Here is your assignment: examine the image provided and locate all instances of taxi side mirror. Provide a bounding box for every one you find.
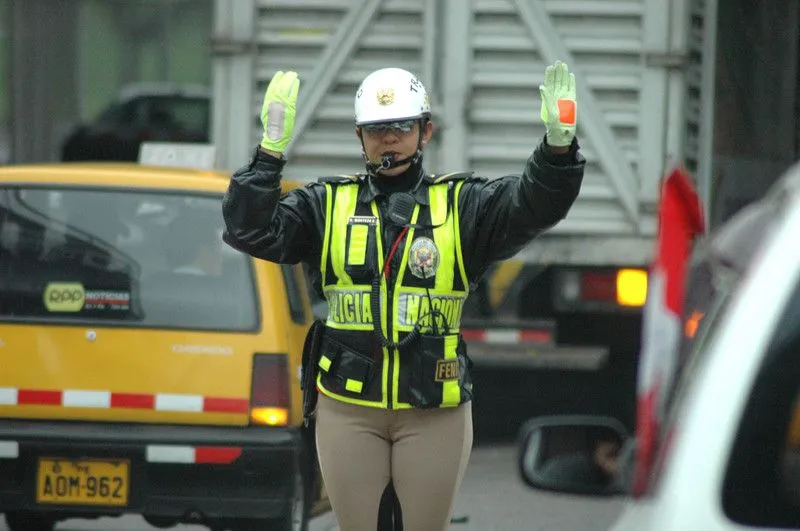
[518,415,631,497]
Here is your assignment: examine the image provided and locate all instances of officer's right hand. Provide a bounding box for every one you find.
[260,70,300,154]
[539,61,577,147]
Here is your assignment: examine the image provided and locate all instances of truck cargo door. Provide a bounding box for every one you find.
[212,0,681,240]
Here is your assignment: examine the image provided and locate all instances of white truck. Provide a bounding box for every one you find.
[208,0,721,430]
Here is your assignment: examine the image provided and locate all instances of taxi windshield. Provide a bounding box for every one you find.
[0,185,258,331]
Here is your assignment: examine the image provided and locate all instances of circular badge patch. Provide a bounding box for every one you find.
[408,237,439,279]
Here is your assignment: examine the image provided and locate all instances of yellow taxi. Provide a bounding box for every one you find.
[0,161,326,531]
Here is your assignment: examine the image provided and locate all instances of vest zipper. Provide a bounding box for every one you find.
[386,282,395,409]
[386,225,412,409]
[376,206,395,410]
[378,201,414,410]
[382,219,406,409]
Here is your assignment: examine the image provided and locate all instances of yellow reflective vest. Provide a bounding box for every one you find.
[316,177,473,409]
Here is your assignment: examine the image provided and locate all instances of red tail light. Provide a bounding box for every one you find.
[580,271,616,302]
[580,269,648,307]
[250,354,290,426]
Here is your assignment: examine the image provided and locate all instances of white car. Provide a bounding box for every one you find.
[518,160,800,530]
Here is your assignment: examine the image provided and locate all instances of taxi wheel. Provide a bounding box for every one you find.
[4,511,55,531]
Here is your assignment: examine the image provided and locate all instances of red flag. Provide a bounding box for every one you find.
[632,167,705,496]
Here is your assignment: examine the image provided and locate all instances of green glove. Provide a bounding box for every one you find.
[539,60,577,147]
[260,70,300,153]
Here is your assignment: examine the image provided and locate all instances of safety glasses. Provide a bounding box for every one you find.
[361,119,418,135]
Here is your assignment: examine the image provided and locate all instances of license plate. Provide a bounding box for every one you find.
[36,458,129,506]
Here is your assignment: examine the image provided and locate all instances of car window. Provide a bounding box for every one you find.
[167,96,209,135]
[666,258,736,410]
[721,279,800,528]
[641,258,739,495]
[0,185,258,331]
[97,98,147,127]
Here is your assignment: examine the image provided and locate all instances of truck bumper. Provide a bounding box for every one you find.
[0,419,302,522]
[467,342,609,371]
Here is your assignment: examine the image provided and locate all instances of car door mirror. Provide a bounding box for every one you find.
[518,415,631,497]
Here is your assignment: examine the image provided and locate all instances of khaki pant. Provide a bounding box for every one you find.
[315,394,473,531]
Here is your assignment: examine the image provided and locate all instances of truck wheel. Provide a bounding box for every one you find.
[235,468,310,531]
[4,511,54,531]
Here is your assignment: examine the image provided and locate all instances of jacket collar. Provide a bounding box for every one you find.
[358,169,430,205]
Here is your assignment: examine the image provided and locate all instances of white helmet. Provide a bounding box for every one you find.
[354,68,431,125]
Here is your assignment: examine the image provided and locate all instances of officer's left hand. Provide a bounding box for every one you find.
[539,60,577,147]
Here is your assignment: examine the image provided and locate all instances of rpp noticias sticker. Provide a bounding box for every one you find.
[43,282,86,312]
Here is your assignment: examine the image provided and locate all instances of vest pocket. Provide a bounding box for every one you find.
[318,336,376,397]
[344,221,378,283]
[408,333,470,408]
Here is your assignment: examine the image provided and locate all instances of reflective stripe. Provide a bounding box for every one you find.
[558,99,576,125]
[18,390,60,405]
[441,334,460,406]
[155,394,203,412]
[0,388,246,413]
[110,393,155,409]
[319,355,332,372]
[345,379,363,393]
[460,328,553,344]
[147,445,195,463]
[318,374,388,408]
[195,447,243,464]
[430,183,455,290]
[347,224,369,266]
[325,287,374,327]
[202,397,250,414]
[329,184,360,284]
[0,441,18,459]
[146,445,243,465]
[396,291,466,331]
[0,388,18,405]
[486,329,524,344]
[62,390,111,409]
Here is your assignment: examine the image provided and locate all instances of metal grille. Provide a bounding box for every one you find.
[470,0,661,235]
[255,0,429,179]
[683,0,706,176]
[235,0,679,239]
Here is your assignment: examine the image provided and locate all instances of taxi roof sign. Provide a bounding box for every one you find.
[138,142,216,170]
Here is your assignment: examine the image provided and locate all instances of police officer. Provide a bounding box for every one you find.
[222,61,585,531]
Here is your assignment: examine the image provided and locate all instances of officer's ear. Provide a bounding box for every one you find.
[356,127,362,140]
[422,120,434,145]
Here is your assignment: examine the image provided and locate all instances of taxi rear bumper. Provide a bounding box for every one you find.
[0,419,302,523]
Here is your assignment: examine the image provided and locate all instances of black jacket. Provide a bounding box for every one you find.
[222,137,585,294]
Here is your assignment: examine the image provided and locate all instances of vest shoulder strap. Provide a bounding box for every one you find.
[429,171,474,184]
[316,174,366,185]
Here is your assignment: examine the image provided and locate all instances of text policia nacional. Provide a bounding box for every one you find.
[326,290,465,329]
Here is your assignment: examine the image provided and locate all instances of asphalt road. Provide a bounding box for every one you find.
[1,444,625,531]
